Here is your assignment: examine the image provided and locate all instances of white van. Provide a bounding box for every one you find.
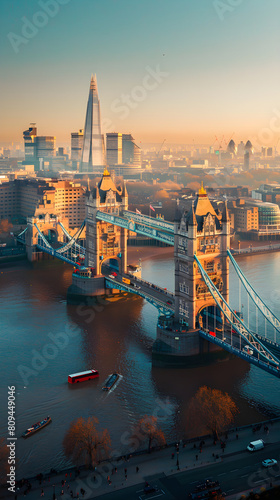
[247,439,264,452]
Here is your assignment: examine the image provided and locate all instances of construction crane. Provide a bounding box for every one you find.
[156,139,166,157]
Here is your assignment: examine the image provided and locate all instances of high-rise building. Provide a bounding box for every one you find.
[237,141,245,156]
[227,139,236,155]
[106,133,141,168]
[71,129,84,161]
[81,75,105,172]
[122,134,141,166]
[36,136,56,158]
[23,126,55,160]
[106,133,122,166]
[23,125,37,159]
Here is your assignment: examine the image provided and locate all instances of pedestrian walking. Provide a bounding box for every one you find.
[196,455,198,461]
[124,468,127,474]
[115,467,117,473]
[125,474,127,481]
[41,489,44,497]
[236,433,239,439]
[171,452,174,459]
[136,466,139,473]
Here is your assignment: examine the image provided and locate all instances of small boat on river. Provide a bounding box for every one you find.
[22,416,51,438]
[102,373,119,391]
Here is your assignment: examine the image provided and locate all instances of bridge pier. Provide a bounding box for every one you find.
[152,317,232,367]
[67,274,126,304]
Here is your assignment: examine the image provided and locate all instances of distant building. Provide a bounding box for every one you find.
[71,129,84,161]
[244,151,250,170]
[106,133,122,166]
[227,139,236,155]
[80,75,105,172]
[23,125,37,159]
[0,179,86,228]
[36,136,56,158]
[237,141,245,156]
[23,125,55,163]
[106,133,141,167]
[234,204,259,232]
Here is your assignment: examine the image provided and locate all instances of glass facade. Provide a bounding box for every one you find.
[258,203,280,230]
[81,75,105,171]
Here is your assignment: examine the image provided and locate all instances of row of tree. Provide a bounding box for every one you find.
[0,386,238,482]
[63,386,238,468]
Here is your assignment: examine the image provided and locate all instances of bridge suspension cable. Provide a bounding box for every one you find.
[56,221,86,254]
[194,255,279,367]
[58,222,86,254]
[227,249,280,336]
[34,224,52,248]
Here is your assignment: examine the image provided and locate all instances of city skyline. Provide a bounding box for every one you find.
[1,1,280,146]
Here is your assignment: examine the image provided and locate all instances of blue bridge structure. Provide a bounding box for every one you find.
[16,173,280,376]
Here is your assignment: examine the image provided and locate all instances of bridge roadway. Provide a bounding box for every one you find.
[103,267,175,314]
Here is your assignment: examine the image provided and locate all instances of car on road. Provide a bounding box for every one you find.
[166,300,173,305]
[247,439,264,452]
[112,272,118,276]
[133,285,141,289]
[144,484,158,494]
[262,459,278,467]
[108,274,116,279]
[243,345,254,355]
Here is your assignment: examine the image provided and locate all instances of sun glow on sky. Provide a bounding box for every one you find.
[1,0,280,146]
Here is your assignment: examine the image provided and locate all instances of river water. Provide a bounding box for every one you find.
[0,250,280,478]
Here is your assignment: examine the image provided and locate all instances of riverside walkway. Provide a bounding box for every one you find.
[3,419,280,500]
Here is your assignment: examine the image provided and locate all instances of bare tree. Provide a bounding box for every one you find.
[187,386,238,440]
[63,416,111,468]
[137,415,166,453]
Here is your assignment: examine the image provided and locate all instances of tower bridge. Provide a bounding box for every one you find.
[17,169,280,376]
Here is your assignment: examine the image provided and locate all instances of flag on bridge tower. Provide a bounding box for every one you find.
[136,208,141,214]
[149,204,155,212]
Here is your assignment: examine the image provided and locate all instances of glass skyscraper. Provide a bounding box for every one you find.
[80,75,105,172]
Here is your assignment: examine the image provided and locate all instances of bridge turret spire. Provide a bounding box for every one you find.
[189,201,197,226]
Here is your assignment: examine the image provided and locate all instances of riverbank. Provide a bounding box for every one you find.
[5,417,280,500]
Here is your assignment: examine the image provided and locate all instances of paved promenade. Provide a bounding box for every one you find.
[2,419,280,500]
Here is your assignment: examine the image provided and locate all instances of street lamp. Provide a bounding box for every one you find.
[176,446,180,470]
[52,484,56,500]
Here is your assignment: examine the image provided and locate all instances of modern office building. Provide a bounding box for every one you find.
[71,129,84,161]
[80,75,105,172]
[122,134,141,166]
[106,133,141,168]
[227,139,236,155]
[106,133,123,166]
[23,125,37,159]
[23,126,56,161]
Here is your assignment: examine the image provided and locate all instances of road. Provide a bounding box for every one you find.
[93,443,280,499]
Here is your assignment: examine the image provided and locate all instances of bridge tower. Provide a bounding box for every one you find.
[174,183,230,329]
[86,168,128,275]
[153,183,230,366]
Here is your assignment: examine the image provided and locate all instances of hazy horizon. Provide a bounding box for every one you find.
[1,0,280,147]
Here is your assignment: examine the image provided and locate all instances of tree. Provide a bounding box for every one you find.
[0,438,9,484]
[137,415,166,453]
[63,416,111,468]
[187,386,238,440]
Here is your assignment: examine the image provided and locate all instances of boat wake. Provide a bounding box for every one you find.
[102,373,123,399]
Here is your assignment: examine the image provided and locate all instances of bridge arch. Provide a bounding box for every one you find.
[101,256,121,274]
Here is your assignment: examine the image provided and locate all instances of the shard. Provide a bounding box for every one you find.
[80,74,105,172]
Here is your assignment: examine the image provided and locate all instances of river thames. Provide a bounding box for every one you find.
[0,249,280,478]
